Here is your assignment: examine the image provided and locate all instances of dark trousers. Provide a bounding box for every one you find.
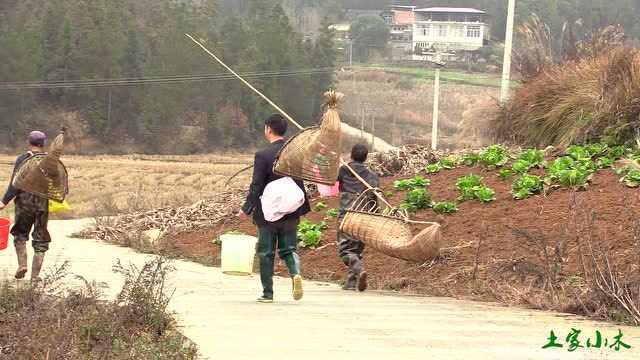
[11,192,51,253]
[257,220,300,299]
[338,192,366,285]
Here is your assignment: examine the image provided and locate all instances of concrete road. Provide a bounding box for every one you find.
[1,220,639,360]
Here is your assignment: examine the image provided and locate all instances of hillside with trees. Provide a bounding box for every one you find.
[0,0,336,153]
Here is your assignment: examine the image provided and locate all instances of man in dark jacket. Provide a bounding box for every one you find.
[238,114,311,303]
[0,131,51,281]
[337,144,379,291]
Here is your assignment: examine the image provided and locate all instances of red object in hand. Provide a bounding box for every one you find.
[318,181,339,198]
[0,217,11,251]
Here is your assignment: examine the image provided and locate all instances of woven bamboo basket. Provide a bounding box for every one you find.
[273,91,342,186]
[339,189,441,263]
[12,129,69,202]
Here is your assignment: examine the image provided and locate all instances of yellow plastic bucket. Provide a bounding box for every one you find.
[220,234,258,276]
[49,199,71,214]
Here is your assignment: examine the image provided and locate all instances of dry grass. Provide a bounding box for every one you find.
[0,256,198,359]
[495,19,637,147]
[0,153,253,219]
[494,46,640,147]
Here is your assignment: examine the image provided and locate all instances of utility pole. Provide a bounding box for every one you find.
[500,0,516,104]
[371,111,375,150]
[432,66,441,150]
[423,51,450,150]
[360,106,365,140]
[349,40,353,67]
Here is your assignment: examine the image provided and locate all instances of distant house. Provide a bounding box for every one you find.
[381,5,416,59]
[412,7,490,60]
[329,23,351,41]
[332,6,491,63]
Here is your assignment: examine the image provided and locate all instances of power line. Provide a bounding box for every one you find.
[1,68,334,85]
[0,68,335,90]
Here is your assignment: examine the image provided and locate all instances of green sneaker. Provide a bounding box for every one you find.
[292,275,304,301]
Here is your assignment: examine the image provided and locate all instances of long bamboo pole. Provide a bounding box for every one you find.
[186,34,394,209]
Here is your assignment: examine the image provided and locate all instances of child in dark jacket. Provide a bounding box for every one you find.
[337,144,379,291]
[0,131,50,281]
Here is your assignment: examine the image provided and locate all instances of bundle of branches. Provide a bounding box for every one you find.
[369,145,445,176]
[494,46,640,147]
[77,188,245,243]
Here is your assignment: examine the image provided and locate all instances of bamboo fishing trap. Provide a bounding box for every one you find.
[12,128,69,202]
[186,34,441,263]
[273,91,342,186]
[340,189,441,263]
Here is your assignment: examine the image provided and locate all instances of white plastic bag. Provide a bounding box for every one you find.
[260,177,305,222]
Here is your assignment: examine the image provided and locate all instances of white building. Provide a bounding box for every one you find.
[411,7,490,60]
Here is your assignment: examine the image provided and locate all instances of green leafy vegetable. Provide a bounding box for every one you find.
[586,143,609,157]
[557,169,592,187]
[426,163,442,174]
[606,146,626,160]
[462,152,480,166]
[326,208,338,218]
[456,174,483,201]
[479,145,510,169]
[621,169,640,188]
[545,157,582,183]
[518,149,545,168]
[498,169,514,180]
[297,220,328,248]
[439,157,457,170]
[567,145,591,161]
[312,201,328,212]
[512,159,532,174]
[393,176,430,191]
[456,174,483,190]
[432,201,458,214]
[475,186,496,203]
[596,157,615,169]
[512,174,543,200]
[401,188,432,212]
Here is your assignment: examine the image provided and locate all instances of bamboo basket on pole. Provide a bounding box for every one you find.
[340,189,441,263]
[273,91,342,186]
[12,128,69,202]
